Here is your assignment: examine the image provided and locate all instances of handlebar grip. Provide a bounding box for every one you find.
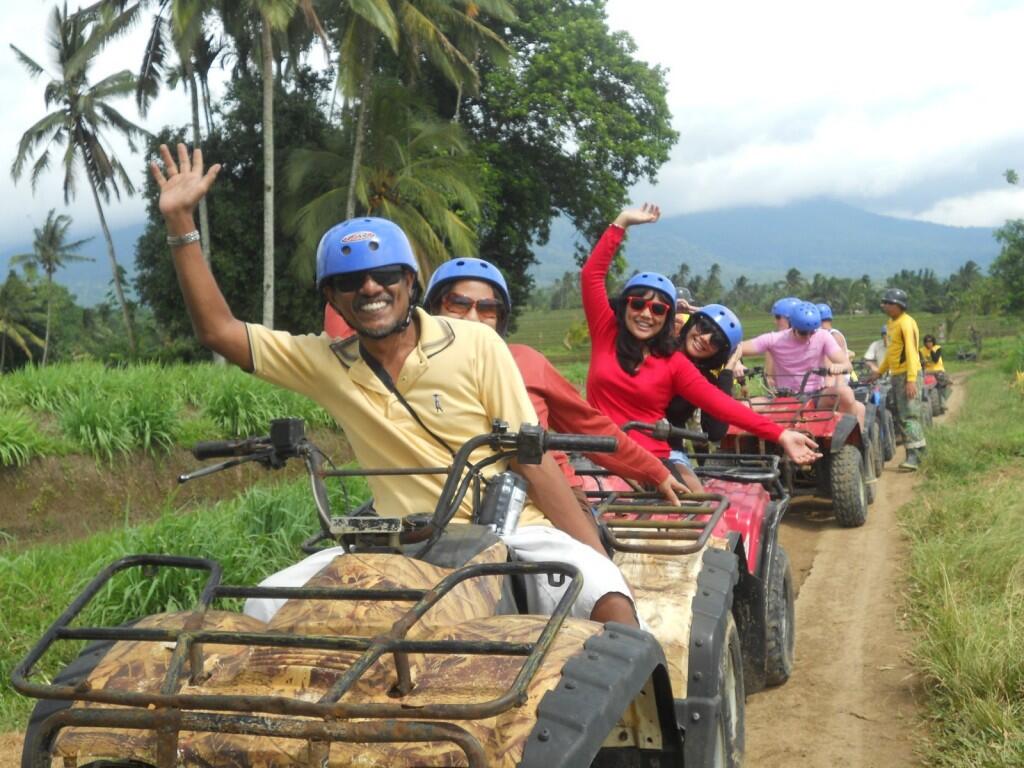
[545,433,618,454]
[668,428,710,443]
[191,437,268,460]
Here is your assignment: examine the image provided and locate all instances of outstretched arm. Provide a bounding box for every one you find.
[150,143,252,370]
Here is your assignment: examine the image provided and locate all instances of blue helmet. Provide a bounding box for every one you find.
[693,303,743,354]
[789,302,821,333]
[423,257,512,334]
[771,296,802,318]
[315,217,418,289]
[623,272,676,304]
[816,302,833,321]
[881,325,888,335]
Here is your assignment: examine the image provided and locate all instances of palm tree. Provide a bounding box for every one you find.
[10,210,93,365]
[338,0,514,217]
[0,272,47,371]
[10,3,148,354]
[285,85,481,278]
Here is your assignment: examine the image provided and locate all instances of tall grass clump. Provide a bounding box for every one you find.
[59,392,134,461]
[0,475,368,729]
[901,365,1024,766]
[117,365,181,453]
[0,409,52,467]
[1,362,109,413]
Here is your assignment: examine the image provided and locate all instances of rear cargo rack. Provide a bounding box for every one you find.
[14,553,583,768]
[583,491,729,556]
[738,393,839,429]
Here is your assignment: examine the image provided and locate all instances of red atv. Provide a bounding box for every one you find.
[573,420,796,694]
[719,368,878,528]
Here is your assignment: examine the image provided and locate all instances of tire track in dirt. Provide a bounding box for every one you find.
[745,380,965,767]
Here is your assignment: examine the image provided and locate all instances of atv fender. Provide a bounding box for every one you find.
[730,496,787,695]
[675,547,743,766]
[521,624,682,768]
[830,414,862,453]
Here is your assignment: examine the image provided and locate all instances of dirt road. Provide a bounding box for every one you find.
[745,382,964,767]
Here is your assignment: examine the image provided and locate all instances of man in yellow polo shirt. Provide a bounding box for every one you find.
[149,142,639,627]
[877,287,926,470]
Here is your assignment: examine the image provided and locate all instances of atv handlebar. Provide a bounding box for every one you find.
[181,419,618,555]
[622,419,709,444]
[543,433,618,453]
[191,437,271,460]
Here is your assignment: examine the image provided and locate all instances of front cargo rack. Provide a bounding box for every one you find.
[14,553,583,768]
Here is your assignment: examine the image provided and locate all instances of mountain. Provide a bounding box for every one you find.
[529,199,1001,285]
[0,221,146,306]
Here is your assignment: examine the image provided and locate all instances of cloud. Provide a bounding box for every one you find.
[605,0,1024,218]
[904,185,1024,227]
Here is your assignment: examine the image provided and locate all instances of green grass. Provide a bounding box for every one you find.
[0,410,56,467]
[0,362,338,462]
[0,473,369,730]
[901,364,1024,766]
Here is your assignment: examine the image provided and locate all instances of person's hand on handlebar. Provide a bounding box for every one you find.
[778,429,822,465]
[827,363,850,376]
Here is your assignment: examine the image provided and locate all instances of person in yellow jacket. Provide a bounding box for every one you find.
[920,334,951,413]
[877,288,926,470]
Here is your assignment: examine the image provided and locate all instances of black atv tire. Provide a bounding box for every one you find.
[862,440,877,506]
[922,393,934,429]
[869,418,883,479]
[881,408,896,463]
[930,387,942,417]
[764,546,795,687]
[712,614,746,768]
[830,444,868,527]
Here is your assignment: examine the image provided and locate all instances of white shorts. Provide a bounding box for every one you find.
[243,525,634,623]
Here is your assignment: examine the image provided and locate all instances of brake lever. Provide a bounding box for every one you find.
[177,451,273,484]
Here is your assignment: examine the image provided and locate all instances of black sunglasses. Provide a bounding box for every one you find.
[692,316,727,348]
[327,266,406,293]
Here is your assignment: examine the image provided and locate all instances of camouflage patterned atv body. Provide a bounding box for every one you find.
[13,421,739,768]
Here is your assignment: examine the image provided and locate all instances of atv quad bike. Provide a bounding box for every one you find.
[15,419,742,768]
[719,368,878,527]
[852,361,896,465]
[573,421,795,697]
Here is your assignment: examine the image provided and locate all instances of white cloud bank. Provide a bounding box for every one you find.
[907,185,1024,227]
[605,0,1024,226]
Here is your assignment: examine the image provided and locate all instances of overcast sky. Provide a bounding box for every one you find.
[3,0,1024,245]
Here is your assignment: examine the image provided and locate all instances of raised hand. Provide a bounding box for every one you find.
[613,203,661,228]
[149,143,221,223]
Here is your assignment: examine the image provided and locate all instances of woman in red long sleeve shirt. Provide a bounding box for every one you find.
[581,204,821,467]
[421,257,688,513]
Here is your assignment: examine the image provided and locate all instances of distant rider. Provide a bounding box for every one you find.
[863,325,889,374]
[920,334,950,413]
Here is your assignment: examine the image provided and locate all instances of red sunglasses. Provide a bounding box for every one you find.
[627,297,671,317]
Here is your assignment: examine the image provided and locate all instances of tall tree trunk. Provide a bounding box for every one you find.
[186,62,212,268]
[346,42,375,219]
[187,60,223,364]
[88,177,137,354]
[42,272,53,366]
[260,18,275,328]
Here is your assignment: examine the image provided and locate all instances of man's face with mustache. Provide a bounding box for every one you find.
[324,266,416,339]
